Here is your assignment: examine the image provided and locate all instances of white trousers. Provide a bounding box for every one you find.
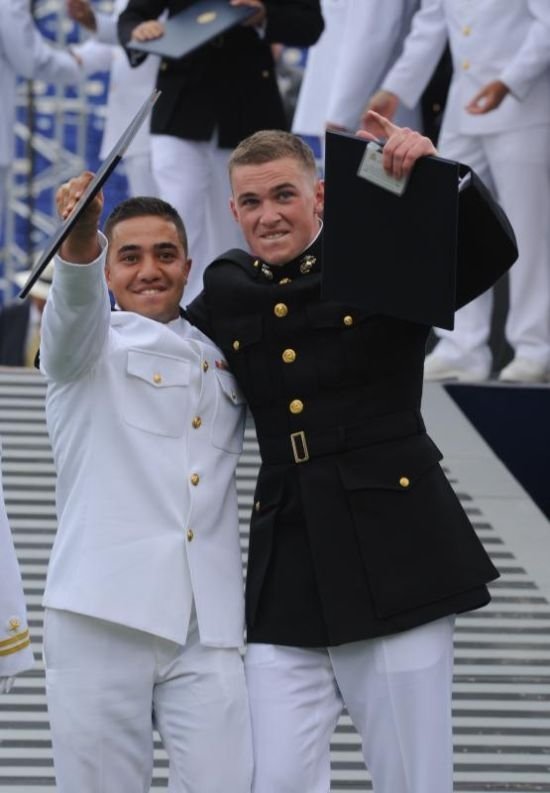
[44,608,253,793]
[151,134,245,303]
[435,125,550,369]
[245,616,455,793]
[123,152,159,199]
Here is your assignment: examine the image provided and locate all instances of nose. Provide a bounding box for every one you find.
[137,253,161,280]
[259,201,281,226]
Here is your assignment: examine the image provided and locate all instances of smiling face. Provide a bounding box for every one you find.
[105,215,191,323]
[229,156,324,266]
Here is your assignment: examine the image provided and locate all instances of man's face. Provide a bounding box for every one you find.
[230,156,324,266]
[105,215,191,323]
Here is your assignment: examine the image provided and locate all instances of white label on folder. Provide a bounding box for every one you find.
[357,141,410,196]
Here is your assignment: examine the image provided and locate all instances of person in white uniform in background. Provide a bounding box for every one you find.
[0,0,82,233]
[0,446,34,695]
[293,0,422,164]
[67,0,159,198]
[39,173,252,792]
[368,0,550,383]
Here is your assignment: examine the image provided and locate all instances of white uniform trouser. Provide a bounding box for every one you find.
[123,152,159,199]
[151,134,245,303]
[434,125,550,370]
[44,608,253,793]
[245,616,455,793]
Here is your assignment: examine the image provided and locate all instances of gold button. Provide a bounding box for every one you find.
[190,473,200,486]
[279,277,292,285]
[261,70,270,78]
[192,416,202,429]
[399,477,410,488]
[282,348,297,364]
[202,360,209,372]
[160,60,168,71]
[253,259,261,269]
[289,399,304,415]
[255,501,261,512]
[432,103,441,113]
[187,529,194,542]
[462,25,471,35]
[153,373,162,384]
[343,315,354,327]
[463,60,470,70]
[274,303,288,318]
[233,340,240,351]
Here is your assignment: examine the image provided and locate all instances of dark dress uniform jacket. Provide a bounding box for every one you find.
[0,302,30,366]
[186,175,517,648]
[118,0,324,149]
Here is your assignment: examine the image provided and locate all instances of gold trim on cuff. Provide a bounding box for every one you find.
[0,638,31,657]
[0,629,29,649]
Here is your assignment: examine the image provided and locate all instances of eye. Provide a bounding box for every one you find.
[277,190,295,201]
[240,197,259,208]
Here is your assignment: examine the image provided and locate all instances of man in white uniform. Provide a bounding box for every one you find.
[67,0,159,198]
[368,0,550,382]
[0,447,34,694]
[39,175,252,792]
[293,0,421,151]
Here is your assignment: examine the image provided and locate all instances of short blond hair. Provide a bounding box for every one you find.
[229,130,317,182]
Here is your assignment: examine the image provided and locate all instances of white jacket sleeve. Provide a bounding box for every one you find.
[94,12,120,46]
[40,234,112,383]
[500,0,550,100]
[326,0,420,129]
[382,0,448,109]
[0,448,34,680]
[0,0,43,79]
[72,37,113,76]
[31,27,83,85]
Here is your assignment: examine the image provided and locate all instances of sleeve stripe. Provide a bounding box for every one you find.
[0,638,31,657]
[0,629,30,649]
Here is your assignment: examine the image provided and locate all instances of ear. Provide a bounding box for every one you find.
[184,257,192,278]
[229,196,239,224]
[314,179,325,218]
[104,261,112,290]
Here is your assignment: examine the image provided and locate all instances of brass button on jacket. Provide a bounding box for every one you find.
[343,315,354,327]
[232,340,241,351]
[202,360,209,372]
[282,348,297,364]
[152,373,162,384]
[190,473,200,486]
[187,529,194,542]
[399,477,410,488]
[192,416,202,429]
[274,303,288,318]
[289,399,304,415]
[255,501,261,512]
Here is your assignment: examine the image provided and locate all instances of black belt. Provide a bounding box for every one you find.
[258,410,425,465]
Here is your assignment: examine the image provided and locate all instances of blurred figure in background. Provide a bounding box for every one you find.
[0,0,82,239]
[0,444,34,694]
[67,0,160,198]
[368,0,550,383]
[0,264,53,367]
[118,0,324,303]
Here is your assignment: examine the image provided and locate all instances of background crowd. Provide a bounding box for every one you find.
[1,0,550,382]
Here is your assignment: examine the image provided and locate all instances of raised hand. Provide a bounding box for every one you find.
[357,111,437,180]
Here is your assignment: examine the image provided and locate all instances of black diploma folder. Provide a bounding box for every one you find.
[18,90,160,300]
[321,130,460,330]
[127,0,256,61]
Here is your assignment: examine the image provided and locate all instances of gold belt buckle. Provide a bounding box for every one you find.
[290,431,310,464]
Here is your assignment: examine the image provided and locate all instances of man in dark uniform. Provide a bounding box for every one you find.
[118,0,324,301]
[186,115,517,793]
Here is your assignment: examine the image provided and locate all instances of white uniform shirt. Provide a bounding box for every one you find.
[382,0,550,135]
[40,238,246,647]
[0,447,34,677]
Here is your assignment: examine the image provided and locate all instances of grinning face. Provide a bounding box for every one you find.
[230,156,324,266]
[105,215,191,323]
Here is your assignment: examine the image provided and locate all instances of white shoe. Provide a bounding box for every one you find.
[498,357,549,383]
[423,353,489,382]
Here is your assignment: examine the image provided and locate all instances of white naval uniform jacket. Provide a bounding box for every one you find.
[0,447,34,676]
[382,0,550,136]
[40,240,246,647]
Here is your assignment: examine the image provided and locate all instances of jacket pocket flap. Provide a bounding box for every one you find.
[338,433,443,491]
[215,369,246,405]
[213,315,263,349]
[127,350,190,387]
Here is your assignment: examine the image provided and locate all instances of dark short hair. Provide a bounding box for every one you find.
[228,130,317,182]
[103,196,188,253]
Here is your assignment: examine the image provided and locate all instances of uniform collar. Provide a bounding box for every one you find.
[254,231,323,285]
